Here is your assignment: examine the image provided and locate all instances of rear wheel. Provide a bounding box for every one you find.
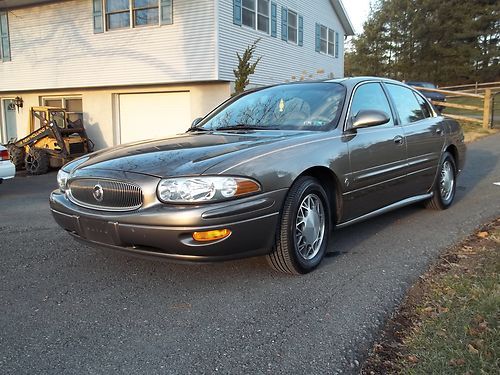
[425,152,456,210]
[25,148,49,175]
[267,176,330,275]
[6,144,25,170]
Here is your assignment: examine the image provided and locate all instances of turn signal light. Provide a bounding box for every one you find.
[192,229,231,242]
[0,150,9,161]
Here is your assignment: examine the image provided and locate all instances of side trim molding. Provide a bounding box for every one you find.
[336,193,433,229]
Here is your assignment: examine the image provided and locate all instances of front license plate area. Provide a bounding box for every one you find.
[80,218,115,245]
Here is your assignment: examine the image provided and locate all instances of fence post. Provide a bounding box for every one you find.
[482,89,492,129]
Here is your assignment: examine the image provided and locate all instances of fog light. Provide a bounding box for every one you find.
[192,229,231,242]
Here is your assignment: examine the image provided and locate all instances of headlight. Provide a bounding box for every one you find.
[157,176,261,203]
[57,169,70,192]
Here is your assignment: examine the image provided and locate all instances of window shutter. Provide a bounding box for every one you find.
[161,0,173,25]
[0,11,10,61]
[281,7,288,41]
[92,0,104,33]
[271,2,277,37]
[298,15,303,46]
[335,31,339,57]
[315,23,320,52]
[233,0,242,26]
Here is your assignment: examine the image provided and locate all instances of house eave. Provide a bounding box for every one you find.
[330,0,355,36]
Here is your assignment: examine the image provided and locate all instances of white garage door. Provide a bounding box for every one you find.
[119,92,191,144]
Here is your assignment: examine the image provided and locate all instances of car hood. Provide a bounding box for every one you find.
[72,130,307,177]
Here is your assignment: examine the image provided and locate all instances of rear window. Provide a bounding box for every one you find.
[386,84,425,124]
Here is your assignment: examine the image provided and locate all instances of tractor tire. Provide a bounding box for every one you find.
[5,144,25,170]
[25,148,49,175]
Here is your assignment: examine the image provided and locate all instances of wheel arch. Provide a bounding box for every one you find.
[297,166,343,226]
[445,144,459,168]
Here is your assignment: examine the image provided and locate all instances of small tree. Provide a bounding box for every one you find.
[233,39,262,96]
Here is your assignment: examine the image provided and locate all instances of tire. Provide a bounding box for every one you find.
[267,176,330,275]
[425,152,456,210]
[25,148,49,175]
[5,144,25,170]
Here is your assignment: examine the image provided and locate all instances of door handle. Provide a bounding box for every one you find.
[393,135,404,145]
[436,128,443,135]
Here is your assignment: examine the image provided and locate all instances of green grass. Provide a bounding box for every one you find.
[399,227,500,374]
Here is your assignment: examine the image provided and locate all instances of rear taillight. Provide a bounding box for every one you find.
[0,150,9,161]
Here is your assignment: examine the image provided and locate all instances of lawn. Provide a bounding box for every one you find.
[362,219,500,374]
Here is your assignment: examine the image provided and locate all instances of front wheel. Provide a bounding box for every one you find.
[425,152,456,210]
[267,176,330,275]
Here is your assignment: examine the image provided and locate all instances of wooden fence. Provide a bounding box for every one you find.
[413,86,494,129]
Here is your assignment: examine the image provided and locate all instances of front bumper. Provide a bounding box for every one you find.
[50,189,286,262]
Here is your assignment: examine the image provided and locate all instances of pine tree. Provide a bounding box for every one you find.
[233,39,262,96]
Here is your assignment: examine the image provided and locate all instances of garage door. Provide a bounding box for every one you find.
[119,92,191,144]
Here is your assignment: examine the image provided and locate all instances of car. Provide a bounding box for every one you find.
[50,77,466,275]
[0,144,16,184]
[406,81,446,112]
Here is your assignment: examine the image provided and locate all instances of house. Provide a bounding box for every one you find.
[0,0,354,149]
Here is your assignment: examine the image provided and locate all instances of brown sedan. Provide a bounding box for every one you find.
[50,77,466,275]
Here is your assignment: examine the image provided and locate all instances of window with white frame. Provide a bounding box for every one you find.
[105,0,160,30]
[287,9,298,43]
[320,24,335,56]
[242,0,270,33]
[42,97,83,123]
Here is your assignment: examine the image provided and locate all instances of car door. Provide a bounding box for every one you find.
[385,84,445,197]
[342,82,408,221]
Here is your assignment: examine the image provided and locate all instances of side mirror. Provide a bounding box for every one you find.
[190,117,203,130]
[351,110,390,129]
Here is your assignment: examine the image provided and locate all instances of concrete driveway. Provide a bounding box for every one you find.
[1,134,499,374]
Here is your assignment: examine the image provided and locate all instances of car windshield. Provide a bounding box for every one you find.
[197,82,346,131]
[409,82,436,89]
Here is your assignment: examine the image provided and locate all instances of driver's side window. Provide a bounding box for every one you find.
[350,83,394,127]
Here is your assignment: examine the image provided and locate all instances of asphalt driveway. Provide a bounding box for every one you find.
[1,134,499,374]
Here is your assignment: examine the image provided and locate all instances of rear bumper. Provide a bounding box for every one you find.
[50,189,286,262]
[0,160,15,181]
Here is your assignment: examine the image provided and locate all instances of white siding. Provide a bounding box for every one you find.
[0,0,217,91]
[218,0,346,85]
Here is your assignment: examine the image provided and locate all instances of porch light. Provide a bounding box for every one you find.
[14,96,23,112]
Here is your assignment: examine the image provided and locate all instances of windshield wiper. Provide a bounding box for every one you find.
[214,124,273,131]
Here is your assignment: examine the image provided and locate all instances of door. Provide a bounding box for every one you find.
[343,82,408,220]
[118,92,191,144]
[385,84,445,196]
[1,99,17,143]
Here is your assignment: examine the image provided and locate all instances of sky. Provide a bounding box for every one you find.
[342,0,372,35]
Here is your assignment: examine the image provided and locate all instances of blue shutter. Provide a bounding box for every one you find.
[161,0,173,25]
[315,23,320,52]
[233,0,242,26]
[0,11,11,61]
[92,0,104,34]
[335,31,339,57]
[271,2,277,37]
[298,15,303,46]
[281,7,288,41]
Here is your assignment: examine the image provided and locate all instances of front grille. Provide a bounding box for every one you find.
[68,178,143,211]
[69,142,85,154]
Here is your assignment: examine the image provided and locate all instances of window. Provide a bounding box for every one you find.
[0,11,10,62]
[414,93,432,118]
[242,0,270,33]
[318,23,335,56]
[350,83,393,126]
[287,9,297,43]
[42,97,84,124]
[102,0,167,31]
[386,84,425,124]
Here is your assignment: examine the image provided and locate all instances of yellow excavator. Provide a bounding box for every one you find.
[5,106,93,175]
